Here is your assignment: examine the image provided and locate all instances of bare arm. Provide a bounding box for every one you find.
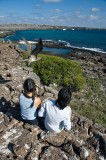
[34,97,42,108]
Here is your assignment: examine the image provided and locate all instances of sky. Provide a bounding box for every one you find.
[0,0,106,28]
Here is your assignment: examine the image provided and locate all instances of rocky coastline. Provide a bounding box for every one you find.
[0,30,14,38]
[0,40,106,160]
[41,40,106,82]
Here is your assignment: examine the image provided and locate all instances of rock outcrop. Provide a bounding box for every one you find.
[0,42,106,160]
[0,31,14,38]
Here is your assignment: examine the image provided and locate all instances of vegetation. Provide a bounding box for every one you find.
[22,51,30,59]
[71,78,106,127]
[22,51,106,127]
[30,54,86,91]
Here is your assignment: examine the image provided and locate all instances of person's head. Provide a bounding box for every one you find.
[57,86,72,110]
[23,78,35,94]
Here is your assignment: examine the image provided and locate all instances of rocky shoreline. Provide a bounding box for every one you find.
[0,42,106,160]
[0,41,106,159]
[41,40,106,83]
[0,30,14,38]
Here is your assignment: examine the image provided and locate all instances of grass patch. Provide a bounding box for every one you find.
[71,78,106,127]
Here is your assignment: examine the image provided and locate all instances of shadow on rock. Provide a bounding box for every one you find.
[0,74,11,84]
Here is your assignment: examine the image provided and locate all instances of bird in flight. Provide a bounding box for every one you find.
[22,38,43,63]
[31,38,43,59]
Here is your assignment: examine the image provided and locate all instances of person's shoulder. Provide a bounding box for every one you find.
[65,106,72,114]
[20,92,24,99]
[43,98,56,105]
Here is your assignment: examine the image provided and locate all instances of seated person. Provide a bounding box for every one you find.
[20,78,41,125]
[38,86,72,133]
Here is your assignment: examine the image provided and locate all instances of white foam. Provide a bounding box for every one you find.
[19,40,37,44]
[58,39,106,53]
[65,43,71,47]
[44,39,53,42]
[82,47,106,53]
[58,40,67,43]
[63,28,66,31]
[19,39,106,54]
[65,43,106,54]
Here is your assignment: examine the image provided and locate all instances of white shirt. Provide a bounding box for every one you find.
[38,99,71,133]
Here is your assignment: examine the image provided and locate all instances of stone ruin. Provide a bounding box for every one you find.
[0,42,106,160]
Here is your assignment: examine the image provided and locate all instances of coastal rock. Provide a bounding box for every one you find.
[40,146,69,160]
[44,86,58,95]
[0,30,14,38]
[0,42,106,159]
[40,130,69,146]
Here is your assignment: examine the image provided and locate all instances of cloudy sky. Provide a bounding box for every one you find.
[0,0,106,28]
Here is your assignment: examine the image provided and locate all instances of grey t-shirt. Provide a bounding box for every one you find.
[20,93,37,120]
[38,99,71,133]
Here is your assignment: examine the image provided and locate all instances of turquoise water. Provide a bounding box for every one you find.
[4,29,106,53]
[18,44,71,55]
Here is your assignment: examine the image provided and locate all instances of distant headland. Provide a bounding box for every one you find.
[0,24,106,31]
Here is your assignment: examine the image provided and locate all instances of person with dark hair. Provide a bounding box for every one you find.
[38,86,72,133]
[20,78,41,125]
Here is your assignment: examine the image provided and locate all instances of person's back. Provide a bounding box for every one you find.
[20,92,37,120]
[20,78,41,125]
[38,86,72,133]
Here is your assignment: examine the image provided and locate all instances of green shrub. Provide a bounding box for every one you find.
[30,54,86,91]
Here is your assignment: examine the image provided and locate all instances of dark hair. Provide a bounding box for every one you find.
[57,86,72,110]
[23,78,36,101]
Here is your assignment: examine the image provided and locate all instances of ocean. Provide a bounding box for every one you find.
[4,29,106,54]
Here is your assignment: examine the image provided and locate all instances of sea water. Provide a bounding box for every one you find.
[4,29,106,54]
